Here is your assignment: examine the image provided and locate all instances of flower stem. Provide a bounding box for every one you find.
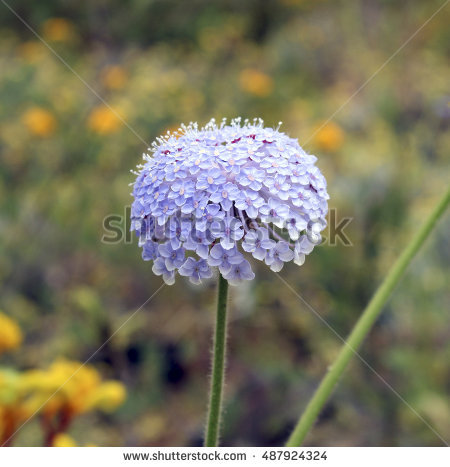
[286,187,450,447]
[205,273,229,447]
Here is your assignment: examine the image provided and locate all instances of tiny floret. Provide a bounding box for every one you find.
[131,118,329,285]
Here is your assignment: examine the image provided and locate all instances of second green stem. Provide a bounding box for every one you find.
[286,187,449,447]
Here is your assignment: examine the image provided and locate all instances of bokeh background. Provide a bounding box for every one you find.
[0,0,449,447]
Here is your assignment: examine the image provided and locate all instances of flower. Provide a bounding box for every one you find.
[265,241,295,272]
[211,217,244,250]
[84,381,126,413]
[22,107,56,138]
[21,360,126,417]
[131,118,329,285]
[222,259,255,286]
[241,227,275,260]
[314,121,344,152]
[87,106,122,134]
[178,257,213,285]
[0,361,125,447]
[158,242,186,271]
[100,65,128,90]
[42,18,75,42]
[0,312,23,354]
[152,258,176,285]
[207,244,244,274]
[239,69,274,97]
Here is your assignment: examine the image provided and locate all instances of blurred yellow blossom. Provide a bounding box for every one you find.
[53,433,77,447]
[0,312,23,354]
[21,359,126,417]
[313,121,344,152]
[88,106,122,134]
[1,361,125,446]
[42,18,75,42]
[101,65,128,90]
[84,381,126,412]
[22,107,57,138]
[239,69,274,97]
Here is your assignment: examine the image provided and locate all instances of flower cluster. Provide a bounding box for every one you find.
[0,313,126,447]
[22,360,126,417]
[131,118,329,285]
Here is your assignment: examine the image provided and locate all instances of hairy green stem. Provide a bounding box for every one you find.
[205,274,229,447]
[286,187,449,447]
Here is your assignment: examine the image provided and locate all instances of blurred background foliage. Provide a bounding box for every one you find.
[0,0,449,447]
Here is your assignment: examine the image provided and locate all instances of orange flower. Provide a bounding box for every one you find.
[22,107,57,138]
[101,65,128,90]
[42,18,74,42]
[314,121,344,152]
[239,69,274,97]
[88,106,122,135]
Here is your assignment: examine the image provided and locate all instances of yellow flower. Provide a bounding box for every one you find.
[0,312,22,354]
[42,18,74,42]
[1,362,125,445]
[88,106,122,135]
[239,69,274,97]
[101,65,128,90]
[53,433,76,447]
[20,360,126,416]
[85,381,126,412]
[22,107,57,138]
[313,121,344,152]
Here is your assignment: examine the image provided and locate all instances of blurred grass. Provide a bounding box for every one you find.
[0,0,449,446]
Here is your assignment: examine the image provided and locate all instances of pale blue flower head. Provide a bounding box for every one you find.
[131,118,329,285]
